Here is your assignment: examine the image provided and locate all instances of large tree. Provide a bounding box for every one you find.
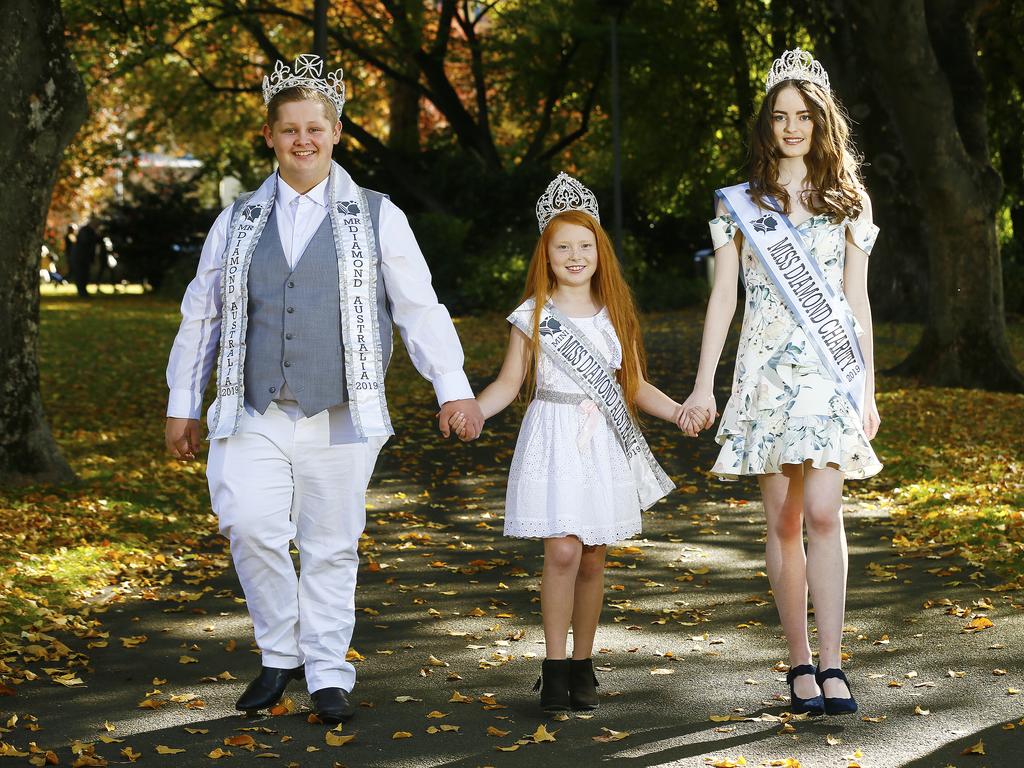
[0,0,88,483]
[837,0,1023,390]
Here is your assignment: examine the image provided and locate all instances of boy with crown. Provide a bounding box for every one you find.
[164,54,483,724]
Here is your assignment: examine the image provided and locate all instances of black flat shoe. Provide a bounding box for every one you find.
[816,667,857,715]
[533,659,571,714]
[235,665,304,711]
[569,658,600,711]
[785,663,825,716]
[310,687,356,724]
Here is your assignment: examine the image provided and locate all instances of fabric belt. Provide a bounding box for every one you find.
[534,389,587,405]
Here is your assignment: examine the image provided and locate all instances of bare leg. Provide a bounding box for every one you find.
[802,462,850,698]
[570,544,607,659]
[541,537,583,659]
[758,464,819,700]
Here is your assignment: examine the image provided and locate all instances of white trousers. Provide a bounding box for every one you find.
[207,400,386,694]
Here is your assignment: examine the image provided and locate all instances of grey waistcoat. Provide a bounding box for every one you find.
[242,191,393,417]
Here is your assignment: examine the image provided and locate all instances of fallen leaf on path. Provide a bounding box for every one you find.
[392,732,412,739]
[532,724,557,743]
[962,739,986,755]
[325,729,355,747]
[155,746,185,755]
[592,727,629,743]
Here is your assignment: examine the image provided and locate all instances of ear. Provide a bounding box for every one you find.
[262,123,274,148]
[332,120,342,144]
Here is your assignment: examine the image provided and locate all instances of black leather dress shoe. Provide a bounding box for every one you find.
[235,665,304,712]
[311,687,356,724]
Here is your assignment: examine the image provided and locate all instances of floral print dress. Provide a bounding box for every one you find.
[708,208,883,480]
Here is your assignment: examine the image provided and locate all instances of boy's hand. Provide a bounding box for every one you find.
[166,417,201,460]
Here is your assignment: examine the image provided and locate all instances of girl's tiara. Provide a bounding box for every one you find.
[536,172,601,233]
[765,48,830,94]
[263,53,346,117]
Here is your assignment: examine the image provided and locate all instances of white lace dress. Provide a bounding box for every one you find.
[504,308,642,545]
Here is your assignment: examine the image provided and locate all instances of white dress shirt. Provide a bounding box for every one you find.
[166,171,474,432]
[275,175,330,269]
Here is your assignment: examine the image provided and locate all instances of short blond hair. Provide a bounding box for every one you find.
[266,86,338,125]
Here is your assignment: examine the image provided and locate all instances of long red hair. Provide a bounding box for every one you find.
[521,210,646,420]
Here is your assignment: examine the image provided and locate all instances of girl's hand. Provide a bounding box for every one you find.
[448,411,470,441]
[863,397,880,440]
[679,390,717,436]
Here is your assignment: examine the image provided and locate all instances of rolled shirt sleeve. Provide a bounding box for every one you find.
[378,198,474,406]
[165,205,233,419]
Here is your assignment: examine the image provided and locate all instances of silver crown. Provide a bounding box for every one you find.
[262,53,346,117]
[536,172,600,233]
[765,48,830,94]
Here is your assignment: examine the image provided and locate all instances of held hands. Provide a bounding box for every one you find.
[676,390,718,438]
[438,398,484,442]
[166,417,201,461]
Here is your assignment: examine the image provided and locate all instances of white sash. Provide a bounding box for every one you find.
[508,299,674,511]
[208,162,393,439]
[717,183,866,416]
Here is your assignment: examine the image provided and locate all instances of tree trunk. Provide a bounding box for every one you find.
[816,6,929,321]
[387,79,421,154]
[0,0,87,483]
[845,0,1023,391]
[313,0,328,60]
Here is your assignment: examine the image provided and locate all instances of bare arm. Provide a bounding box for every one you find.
[680,203,741,435]
[843,238,880,439]
[448,327,531,439]
[476,327,531,419]
[636,378,685,425]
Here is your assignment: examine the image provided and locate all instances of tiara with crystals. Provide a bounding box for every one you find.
[262,53,346,117]
[536,172,600,233]
[765,48,830,94]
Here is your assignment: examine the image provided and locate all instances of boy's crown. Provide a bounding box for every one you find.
[536,172,600,233]
[262,53,346,117]
[765,48,830,94]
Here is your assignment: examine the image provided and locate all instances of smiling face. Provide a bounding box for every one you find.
[772,85,814,159]
[546,220,598,288]
[262,98,341,192]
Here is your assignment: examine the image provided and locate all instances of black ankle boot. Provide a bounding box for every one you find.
[532,659,571,714]
[569,658,600,711]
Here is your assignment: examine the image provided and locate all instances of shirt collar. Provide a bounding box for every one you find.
[277,174,330,209]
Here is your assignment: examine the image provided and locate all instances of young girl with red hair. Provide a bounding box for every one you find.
[449,173,683,714]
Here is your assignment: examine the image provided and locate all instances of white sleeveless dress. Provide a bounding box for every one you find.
[503,308,642,546]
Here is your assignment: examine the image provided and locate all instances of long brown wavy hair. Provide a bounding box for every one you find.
[749,79,864,220]
[521,210,646,421]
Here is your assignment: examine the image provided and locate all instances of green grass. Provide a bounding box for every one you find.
[1,294,1022,636]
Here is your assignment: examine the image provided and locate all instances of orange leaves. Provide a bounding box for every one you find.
[155,745,185,754]
[592,727,630,743]
[963,616,995,633]
[962,739,986,755]
[325,728,356,747]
